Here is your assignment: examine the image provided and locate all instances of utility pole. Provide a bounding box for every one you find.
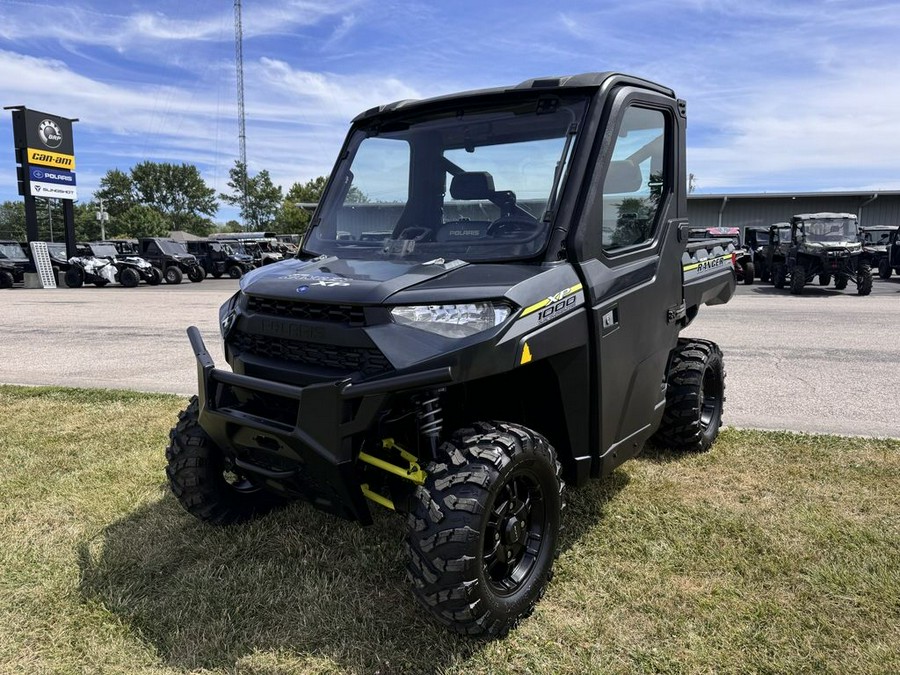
[234,0,249,230]
[96,197,109,239]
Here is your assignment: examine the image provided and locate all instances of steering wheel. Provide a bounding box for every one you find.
[486,215,543,239]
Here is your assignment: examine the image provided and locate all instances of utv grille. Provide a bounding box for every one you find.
[246,295,366,326]
[229,330,392,377]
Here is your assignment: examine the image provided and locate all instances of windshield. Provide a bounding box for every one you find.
[45,243,68,262]
[304,95,588,263]
[158,239,190,256]
[0,242,26,260]
[88,244,119,258]
[862,228,894,245]
[796,216,858,242]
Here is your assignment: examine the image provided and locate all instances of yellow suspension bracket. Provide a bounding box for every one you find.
[358,438,427,485]
[361,483,395,511]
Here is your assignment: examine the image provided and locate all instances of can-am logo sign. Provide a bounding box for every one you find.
[38,119,62,148]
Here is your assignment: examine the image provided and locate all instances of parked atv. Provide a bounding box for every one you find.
[776,213,871,295]
[137,237,205,284]
[0,240,29,288]
[64,242,163,287]
[859,225,899,279]
[690,227,753,284]
[165,71,736,637]
[185,239,255,279]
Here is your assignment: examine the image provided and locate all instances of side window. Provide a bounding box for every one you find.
[601,106,667,253]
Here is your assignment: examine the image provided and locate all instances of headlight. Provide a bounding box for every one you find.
[391,302,512,339]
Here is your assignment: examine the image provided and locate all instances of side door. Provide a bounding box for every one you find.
[574,89,685,474]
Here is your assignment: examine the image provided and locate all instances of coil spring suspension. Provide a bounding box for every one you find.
[417,391,443,454]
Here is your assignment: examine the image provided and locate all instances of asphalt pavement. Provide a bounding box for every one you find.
[1,276,898,438]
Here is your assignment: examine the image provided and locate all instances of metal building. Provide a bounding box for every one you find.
[687,191,900,230]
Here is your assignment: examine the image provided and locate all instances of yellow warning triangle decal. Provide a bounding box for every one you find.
[520,342,533,365]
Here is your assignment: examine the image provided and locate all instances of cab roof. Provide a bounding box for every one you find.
[352,72,675,123]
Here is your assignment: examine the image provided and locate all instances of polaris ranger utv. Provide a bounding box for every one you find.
[779,213,871,295]
[138,237,205,284]
[689,226,753,284]
[166,72,735,637]
[859,225,899,279]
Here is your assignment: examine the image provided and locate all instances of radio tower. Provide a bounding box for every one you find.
[234,0,248,227]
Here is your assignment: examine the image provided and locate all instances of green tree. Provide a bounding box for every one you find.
[219,161,283,231]
[94,169,136,218]
[274,176,329,235]
[220,219,243,233]
[0,200,26,240]
[130,161,217,234]
[114,204,170,239]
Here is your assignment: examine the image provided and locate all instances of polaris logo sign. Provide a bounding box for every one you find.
[29,167,76,185]
[29,162,78,198]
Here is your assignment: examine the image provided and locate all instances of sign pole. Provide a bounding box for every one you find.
[62,199,76,258]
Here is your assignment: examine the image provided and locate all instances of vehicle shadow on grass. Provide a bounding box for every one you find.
[77,473,629,673]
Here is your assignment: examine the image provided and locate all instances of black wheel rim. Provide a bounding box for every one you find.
[482,469,546,596]
[699,364,723,430]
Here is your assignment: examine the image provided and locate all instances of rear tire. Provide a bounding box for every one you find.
[166,397,285,525]
[878,259,892,279]
[164,266,183,285]
[653,338,725,452]
[0,270,13,288]
[834,274,848,290]
[742,261,754,285]
[790,265,805,295]
[773,264,786,289]
[119,267,140,287]
[64,267,84,288]
[406,422,564,637]
[227,264,243,279]
[818,274,831,286]
[857,263,873,296]
[93,278,109,288]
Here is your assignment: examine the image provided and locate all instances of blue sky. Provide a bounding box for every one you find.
[1,0,898,223]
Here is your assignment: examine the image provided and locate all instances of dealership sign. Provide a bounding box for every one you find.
[9,106,78,201]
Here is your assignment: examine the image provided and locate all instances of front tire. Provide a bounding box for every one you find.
[653,338,725,452]
[227,264,243,279]
[64,267,84,288]
[164,266,184,285]
[878,259,892,279]
[0,270,13,288]
[188,266,205,283]
[406,422,564,638]
[789,265,805,295]
[857,263,873,296]
[834,274,848,290]
[146,266,163,285]
[119,267,140,288]
[818,274,831,286]
[166,397,285,525]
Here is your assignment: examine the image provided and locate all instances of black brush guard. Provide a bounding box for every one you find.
[187,326,452,524]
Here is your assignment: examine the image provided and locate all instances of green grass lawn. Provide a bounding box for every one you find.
[1,385,898,674]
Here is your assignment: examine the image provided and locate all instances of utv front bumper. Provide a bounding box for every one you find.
[187,326,452,524]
